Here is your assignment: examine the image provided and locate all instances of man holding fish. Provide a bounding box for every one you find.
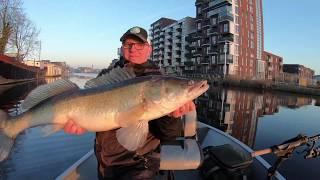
[65,26,197,180]
[0,26,208,180]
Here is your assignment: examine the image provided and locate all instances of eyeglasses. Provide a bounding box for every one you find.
[122,43,148,50]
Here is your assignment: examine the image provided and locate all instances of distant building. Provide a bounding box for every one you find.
[149,18,177,71]
[40,60,60,77]
[283,64,314,86]
[314,75,320,85]
[262,51,283,81]
[23,60,68,77]
[150,17,196,75]
[23,60,45,69]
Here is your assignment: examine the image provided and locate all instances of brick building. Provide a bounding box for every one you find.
[262,51,283,81]
[283,64,315,86]
[187,0,264,79]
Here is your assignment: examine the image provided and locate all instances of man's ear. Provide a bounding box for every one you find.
[121,46,124,54]
[147,45,153,57]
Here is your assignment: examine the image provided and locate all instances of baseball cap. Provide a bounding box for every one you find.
[120,26,148,43]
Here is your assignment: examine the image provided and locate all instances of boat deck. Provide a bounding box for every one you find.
[56,122,286,180]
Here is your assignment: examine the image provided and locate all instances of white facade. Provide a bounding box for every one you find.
[23,60,45,69]
[151,17,195,74]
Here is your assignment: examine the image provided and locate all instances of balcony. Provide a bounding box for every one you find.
[202,39,210,46]
[185,53,193,59]
[201,59,210,64]
[202,21,210,28]
[218,54,233,64]
[208,48,218,54]
[196,17,202,22]
[173,39,181,44]
[218,35,234,43]
[218,12,234,22]
[195,0,203,6]
[208,28,218,35]
[184,61,194,66]
[209,0,232,8]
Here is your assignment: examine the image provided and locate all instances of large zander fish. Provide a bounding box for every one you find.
[0,67,209,162]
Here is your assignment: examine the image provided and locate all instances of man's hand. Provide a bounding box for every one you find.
[169,101,196,118]
[64,119,86,135]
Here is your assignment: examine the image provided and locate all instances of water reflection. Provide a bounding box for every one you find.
[0,76,95,180]
[196,88,313,148]
[196,87,320,179]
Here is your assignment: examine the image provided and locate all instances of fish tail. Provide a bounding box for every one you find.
[0,109,14,162]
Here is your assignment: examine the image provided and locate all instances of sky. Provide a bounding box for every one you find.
[23,0,320,74]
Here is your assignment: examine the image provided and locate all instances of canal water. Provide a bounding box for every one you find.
[0,75,319,180]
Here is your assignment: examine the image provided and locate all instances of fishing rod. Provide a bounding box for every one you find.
[251,133,320,178]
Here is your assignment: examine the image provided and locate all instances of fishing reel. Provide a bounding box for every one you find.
[298,140,320,159]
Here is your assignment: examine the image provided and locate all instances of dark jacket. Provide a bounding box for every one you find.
[95,60,182,178]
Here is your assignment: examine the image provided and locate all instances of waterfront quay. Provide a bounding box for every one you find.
[0,55,68,86]
[0,55,45,85]
[180,73,320,97]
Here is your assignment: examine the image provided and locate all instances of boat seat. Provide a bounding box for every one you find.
[160,110,203,170]
[200,144,253,178]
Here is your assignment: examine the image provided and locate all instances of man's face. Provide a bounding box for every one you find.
[122,37,152,64]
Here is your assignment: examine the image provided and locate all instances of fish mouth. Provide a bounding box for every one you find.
[188,80,209,97]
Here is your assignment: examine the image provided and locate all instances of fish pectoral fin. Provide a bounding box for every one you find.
[0,131,14,162]
[41,124,64,136]
[117,101,148,127]
[116,121,149,151]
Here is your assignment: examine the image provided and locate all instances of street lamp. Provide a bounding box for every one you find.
[223,40,232,78]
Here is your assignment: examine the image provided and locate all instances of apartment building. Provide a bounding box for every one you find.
[150,17,195,74]
[262,51,283,81]
[150,18,177,68]
[190,0,264,79]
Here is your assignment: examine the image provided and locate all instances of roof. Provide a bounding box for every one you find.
[0,54,41,72]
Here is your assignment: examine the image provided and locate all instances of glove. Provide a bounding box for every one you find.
[169,101,196,118]
[63,119,86,135]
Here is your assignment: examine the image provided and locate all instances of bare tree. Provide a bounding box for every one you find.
[10,12,40,60]
[0,0,39,60]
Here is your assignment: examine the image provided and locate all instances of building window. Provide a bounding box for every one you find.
[235,45,239,55]
[197,7,201,15]
[235,6,239,14]
[223,23,229,33]
[197,23,201,30]
[250,40,254,49]
[211,36,217,44]
[197,39,201,46]
[235,25,239,34]
[235,16,239,24]
[207,28,211,35]
[211,56,216,64]
[211,17,217,25]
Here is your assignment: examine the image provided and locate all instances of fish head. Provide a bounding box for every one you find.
[143,76,209,113]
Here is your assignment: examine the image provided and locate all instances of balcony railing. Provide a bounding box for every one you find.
[184,61,194,66]
[209,0,232,7]
[218,35,234,43]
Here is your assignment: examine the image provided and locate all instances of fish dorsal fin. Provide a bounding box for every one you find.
[84,67,136,88]
[20,79,79,112]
